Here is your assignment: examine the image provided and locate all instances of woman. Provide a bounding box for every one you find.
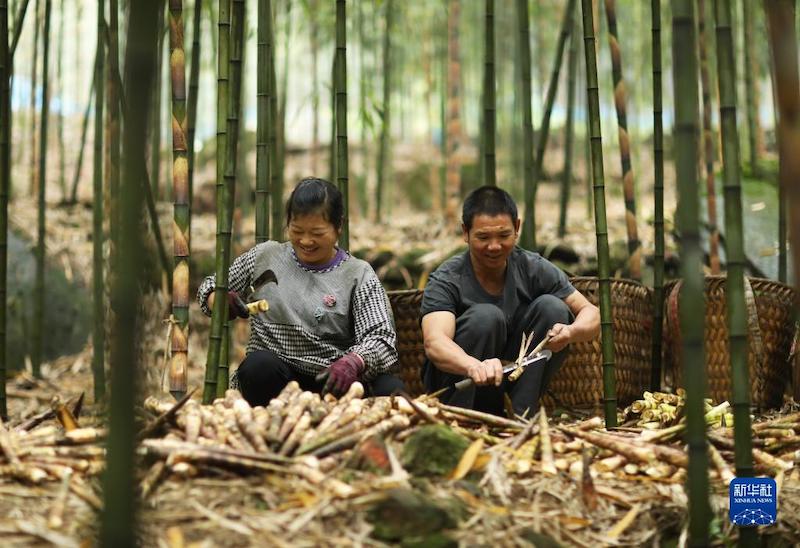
[198,177,404,406]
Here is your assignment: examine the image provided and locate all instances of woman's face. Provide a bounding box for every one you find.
[288,212,340,265]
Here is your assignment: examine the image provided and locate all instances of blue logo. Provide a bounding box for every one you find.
[729,477,777,527]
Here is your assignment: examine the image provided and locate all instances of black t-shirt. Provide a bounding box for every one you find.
[420,247,575,325]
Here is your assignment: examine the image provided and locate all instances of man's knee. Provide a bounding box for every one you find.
[531,294,572,326]
[369,373,405,396]
[458,303,507,335]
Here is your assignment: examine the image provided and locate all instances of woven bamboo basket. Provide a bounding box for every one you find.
[387,290,426,396]
[542,277,652,408]
[663,276,795,408]
[388,278,653,402]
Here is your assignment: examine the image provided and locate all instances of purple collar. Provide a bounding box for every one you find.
[294,246,348,272]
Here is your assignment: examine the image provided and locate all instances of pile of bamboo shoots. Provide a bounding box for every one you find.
[622,389,735,430]
[0,396,105,525]
[138,384,798,496]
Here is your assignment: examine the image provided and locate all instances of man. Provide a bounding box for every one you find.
[421,186,600,416]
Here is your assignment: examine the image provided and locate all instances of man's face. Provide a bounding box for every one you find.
[463,213,520,272]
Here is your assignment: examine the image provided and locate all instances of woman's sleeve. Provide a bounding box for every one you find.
[347,274,399,380]
[197,245,259,317]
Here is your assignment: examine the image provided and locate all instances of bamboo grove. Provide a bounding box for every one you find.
[0,1,798,543]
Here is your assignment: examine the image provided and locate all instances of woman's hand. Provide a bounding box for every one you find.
[207,291,249,320]
[322,353,365,397]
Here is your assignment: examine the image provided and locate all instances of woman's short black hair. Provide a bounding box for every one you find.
[285,177,344,230]
[462,185,518,231]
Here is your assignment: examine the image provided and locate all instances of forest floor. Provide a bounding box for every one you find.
[2,142,798,546]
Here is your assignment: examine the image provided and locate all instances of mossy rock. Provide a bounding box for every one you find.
[367,488,457,544]
[401,424,470,477]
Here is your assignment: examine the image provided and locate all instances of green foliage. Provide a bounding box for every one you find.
[401,424,470,477]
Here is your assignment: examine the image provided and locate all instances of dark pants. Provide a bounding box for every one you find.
[236,349,405,407]
[423,295,573,417]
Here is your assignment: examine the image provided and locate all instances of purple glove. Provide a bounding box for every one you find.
[227,291,249,320]
[323,353,365,397]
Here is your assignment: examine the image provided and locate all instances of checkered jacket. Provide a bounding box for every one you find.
[197,241,399,380]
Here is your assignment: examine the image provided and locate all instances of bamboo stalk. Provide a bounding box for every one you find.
[521,0,576,251]
[697,0,720,274]
[169,0,189,399]
[0,0,9,419]
[203,0,232,403]
[603,0,641,279]
[482,0,495,187]
[255,0,273,243]
[558,9,579,238]
[31,0,51,379]
[671,2,710,543]
[334,0,349,249]
[375,0,393,222]
[650,0,664,391]
[186,0,202,244]
[714,0,755,482]
[580,0,617,427]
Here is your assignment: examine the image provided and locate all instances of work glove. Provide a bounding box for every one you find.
[227,291,250,320]
[320,353,365,397]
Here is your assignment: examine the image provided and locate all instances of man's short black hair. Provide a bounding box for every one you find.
[462,185,518,231]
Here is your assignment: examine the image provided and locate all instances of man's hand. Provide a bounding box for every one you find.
[546,323,572,352]
[322,353,365,397]
[466,358,504,386]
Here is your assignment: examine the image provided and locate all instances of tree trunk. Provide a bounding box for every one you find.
[32,0,50,379]
[650,0,664,391]
[334,0,349,249]
[168,0,189,399]
[0,0,9,419]
[203,0,231,404]
[91,0,105,402]
[482,0,495,187]
[765,0,800,398]
[521,0,575,251]
[444,0,461,226]
[603,0,641,279]
[698,0,720,274]
[375,0,392,223]
[255,0,273,244]
[671,1,710,544]
[714,0,756,508]
[100,3,158,543]
[580,0,616,427]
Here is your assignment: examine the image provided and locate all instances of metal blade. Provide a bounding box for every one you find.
[246,269,278,301]
[519,349,552,368]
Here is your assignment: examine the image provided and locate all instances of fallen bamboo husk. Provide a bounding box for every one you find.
[707,431,793,473]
